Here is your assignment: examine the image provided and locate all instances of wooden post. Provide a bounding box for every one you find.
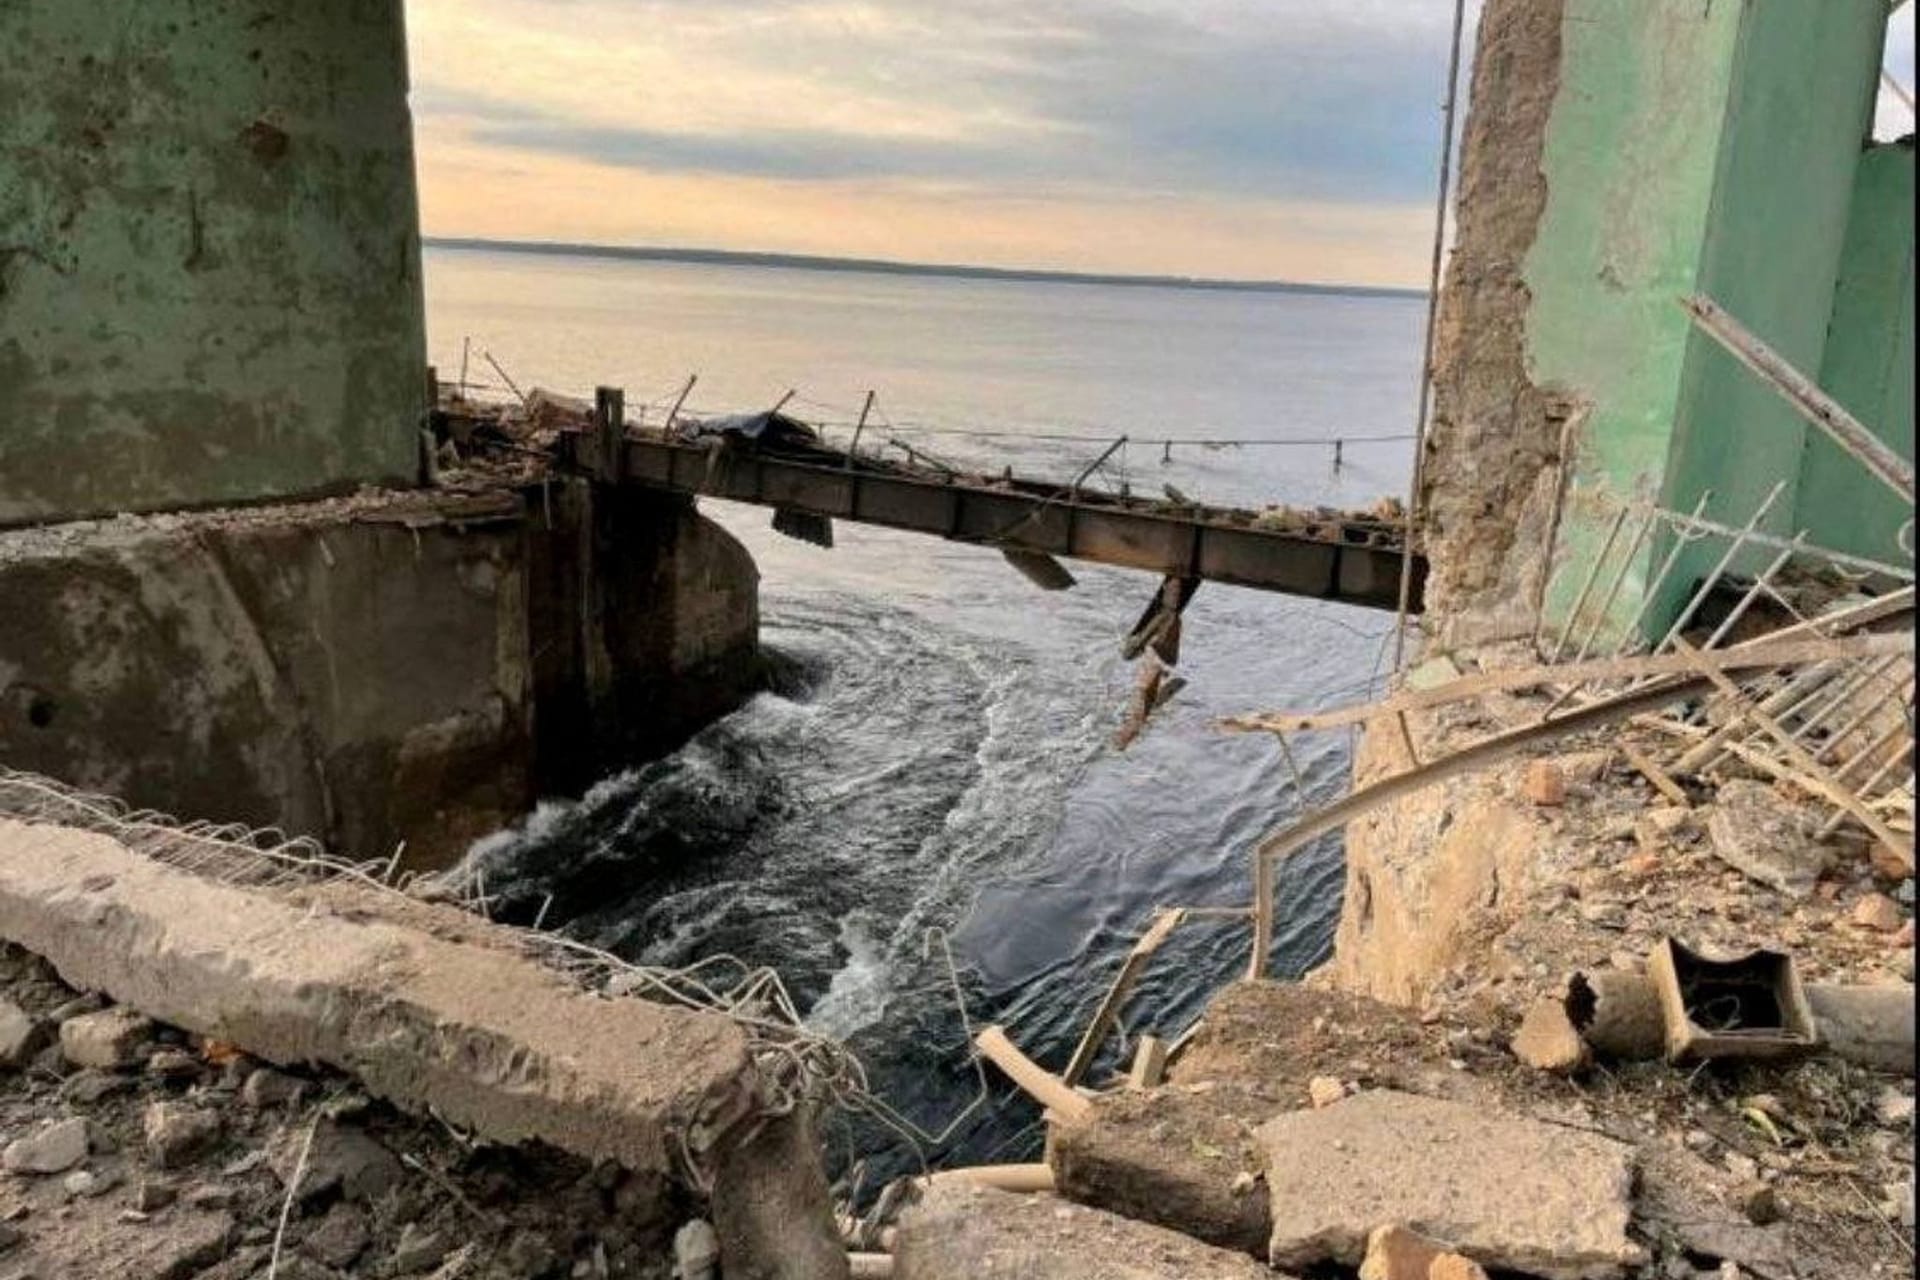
[1126,1035,1168,1090]
[594,387,625,482]
[457,336,471,401]
[664,374,698,438]
[846,389,875,468]
[1333,439,1344,471]
[974,1026,1092,1124]
[425,365,438,408]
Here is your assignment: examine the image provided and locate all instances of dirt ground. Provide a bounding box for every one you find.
[1163,978,1912,1279]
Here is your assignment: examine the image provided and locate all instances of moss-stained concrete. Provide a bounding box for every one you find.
[1798,141,1915,564]
[0,0,425,525]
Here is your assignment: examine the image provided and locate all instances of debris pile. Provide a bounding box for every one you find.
[0,940,700,1279]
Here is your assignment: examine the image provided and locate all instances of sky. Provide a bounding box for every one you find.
[406,0,1917,290]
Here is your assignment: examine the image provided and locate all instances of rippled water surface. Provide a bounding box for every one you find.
[425,247,1423,1176]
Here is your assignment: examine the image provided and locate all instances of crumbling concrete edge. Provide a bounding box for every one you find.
[0,817,760,1178]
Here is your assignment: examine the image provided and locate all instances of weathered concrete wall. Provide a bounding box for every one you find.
[1416,0,1571,647]
[1421,1,1889,648]
[527,481,762,796]
[0,486,762,868]
[0,492,532,868]
[1797,141,1916,565]
[0,0,424,525]
[1327,709,1548,1005]
[1521,0,1745,644]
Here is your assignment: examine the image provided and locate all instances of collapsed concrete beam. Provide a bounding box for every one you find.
[0,818,759,1176]
[1047,1087,1271,1256]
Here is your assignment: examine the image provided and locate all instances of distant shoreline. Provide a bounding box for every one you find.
[423,236,1425,300]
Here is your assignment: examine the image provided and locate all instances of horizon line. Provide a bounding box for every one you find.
[422,236,1427,300]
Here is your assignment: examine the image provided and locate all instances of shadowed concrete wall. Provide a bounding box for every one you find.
[0,0,424,526]
[1797,141,1915,565]
[0,488,762,869]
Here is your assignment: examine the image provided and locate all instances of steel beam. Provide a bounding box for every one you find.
[586,435,1423,611]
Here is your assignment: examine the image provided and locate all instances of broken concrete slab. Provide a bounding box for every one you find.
[709,1105,848,1280]
[1706,780,1828,897]
[0,818,757,1177]
[1047,1085,1271,1256]
[1254,1089,1640,1279]
[893,1180,1289,1279]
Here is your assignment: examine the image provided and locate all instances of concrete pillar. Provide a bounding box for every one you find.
[1421,0,1888,649]
[0,0,426,525]
[1797,142,1915,565]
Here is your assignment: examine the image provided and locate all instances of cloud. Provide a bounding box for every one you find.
[405,0,1473,282]
[412,0,1458,203]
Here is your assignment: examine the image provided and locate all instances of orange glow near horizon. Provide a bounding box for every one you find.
[404,0,1455,288]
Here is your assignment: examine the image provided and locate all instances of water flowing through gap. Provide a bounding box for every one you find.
[430,247,1422,1181]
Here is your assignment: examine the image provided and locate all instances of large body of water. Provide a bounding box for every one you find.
[425,245,1423,1177]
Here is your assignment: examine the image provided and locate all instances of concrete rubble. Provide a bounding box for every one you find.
[1359,1224,1489,1280]
[891,1180,1284,1279]
[1046,1085,1271,1255]
[1254,1089,1640,1279]
[1705,780,1830,898]
[0,816,846,1279]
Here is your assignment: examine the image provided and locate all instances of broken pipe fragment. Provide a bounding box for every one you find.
[1566,966,1914,1077]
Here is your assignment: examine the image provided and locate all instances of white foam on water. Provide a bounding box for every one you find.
[806,915,895,1038]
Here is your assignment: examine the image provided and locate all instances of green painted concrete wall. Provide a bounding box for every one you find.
[1661,0,1887,594]
[1796,141,1915,565]
[1525,0,1743,644]
[0,0,425,526]
[1523,0,1887,645]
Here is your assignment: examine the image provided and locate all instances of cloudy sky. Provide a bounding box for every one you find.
[405,1,1916,289]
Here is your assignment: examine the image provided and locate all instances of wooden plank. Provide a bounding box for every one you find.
[920,1164,1055,1192]
[1621,742,1690,807]
[975,1026,1092,1125]
[1061,909,1186,1086]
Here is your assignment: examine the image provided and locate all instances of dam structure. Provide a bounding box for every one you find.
[0,0,1423,873]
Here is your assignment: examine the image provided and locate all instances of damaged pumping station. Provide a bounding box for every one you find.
[0,2,1915,1279]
